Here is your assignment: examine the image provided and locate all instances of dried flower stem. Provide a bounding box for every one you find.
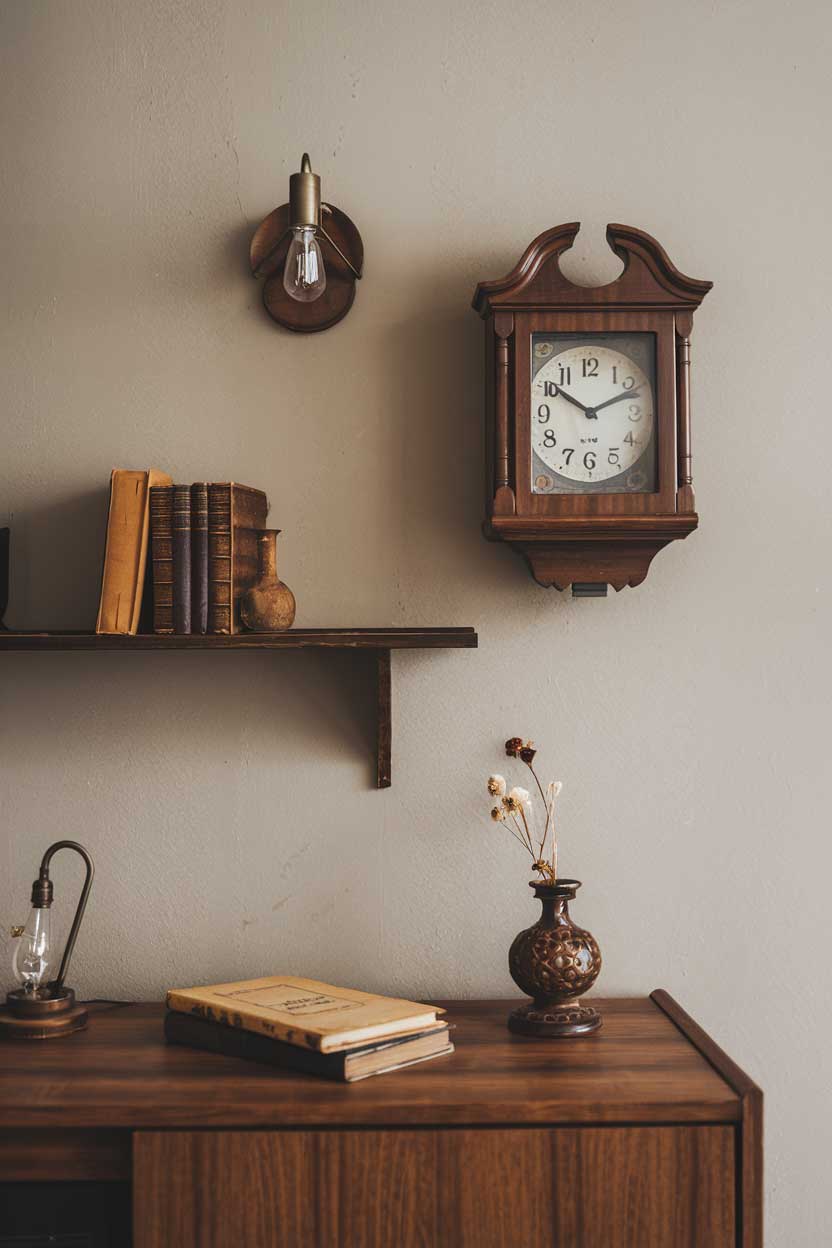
[487,739,564,884]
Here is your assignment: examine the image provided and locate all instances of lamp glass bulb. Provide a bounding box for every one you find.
[11,906,51,992]
[283,226,327,302]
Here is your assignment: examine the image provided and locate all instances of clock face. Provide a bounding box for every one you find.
[530,333,657,494]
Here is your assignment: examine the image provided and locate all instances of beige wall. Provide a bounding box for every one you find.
[2,0,829,1240]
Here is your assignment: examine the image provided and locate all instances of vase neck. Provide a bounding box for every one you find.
[539,895,570,921]
[531,879,581,923]
[257,530,280,581]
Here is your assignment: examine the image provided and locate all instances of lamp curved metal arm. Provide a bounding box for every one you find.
[37,840,95,994]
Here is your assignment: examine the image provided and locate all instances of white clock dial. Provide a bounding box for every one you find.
[531,343,655,488]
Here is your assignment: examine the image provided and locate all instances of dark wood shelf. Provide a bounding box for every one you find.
[0,627,478,787]
[0,627,476,651]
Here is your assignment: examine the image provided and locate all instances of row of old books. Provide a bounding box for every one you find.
[164,975,454,1083]
[95,468,268,635]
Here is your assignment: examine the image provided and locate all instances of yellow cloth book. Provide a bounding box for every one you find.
[96,467,172,634]
[166,975,444,1054]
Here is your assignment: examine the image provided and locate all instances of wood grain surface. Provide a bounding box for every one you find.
[0,998,739,1132]
[133,1124,735,1247]
[0,627,478,651]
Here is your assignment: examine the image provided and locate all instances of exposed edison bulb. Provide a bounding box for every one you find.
[283,226,327,302]
[11,908,52,992]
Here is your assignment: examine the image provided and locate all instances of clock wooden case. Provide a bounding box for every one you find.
[472,224,712,593]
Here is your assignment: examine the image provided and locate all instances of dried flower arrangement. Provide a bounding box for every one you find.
[488,738,562,885]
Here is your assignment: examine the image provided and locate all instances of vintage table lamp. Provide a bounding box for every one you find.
[1,840,94,1040]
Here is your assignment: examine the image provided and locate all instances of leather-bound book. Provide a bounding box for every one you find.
[190,482,209,635]
[207,483,268,634]
[164,1011,453,1083]
[96,468,172,634]
[172,484,192,634]
[149,485,174,635]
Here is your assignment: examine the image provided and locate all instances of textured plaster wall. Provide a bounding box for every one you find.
[1,1,829,1241]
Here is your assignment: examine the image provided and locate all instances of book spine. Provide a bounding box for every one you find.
[164,1011,348,1080]
[149,485,174,635]
[172,484,192,635]
[207,484,233,634]
[191,483,208,635]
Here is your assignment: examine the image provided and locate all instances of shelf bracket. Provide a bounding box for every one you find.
[375,649,392,789]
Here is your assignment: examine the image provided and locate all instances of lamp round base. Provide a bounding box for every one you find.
[507,1000,602,1038]
[0,987,88,1040]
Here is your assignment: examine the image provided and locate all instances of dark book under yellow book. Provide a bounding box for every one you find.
[164,1010,453,1082]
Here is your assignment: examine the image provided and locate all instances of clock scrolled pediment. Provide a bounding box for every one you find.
[473,222,712,314]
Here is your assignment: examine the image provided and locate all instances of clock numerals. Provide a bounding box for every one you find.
[611,367,635,389]
[531,338,655,492]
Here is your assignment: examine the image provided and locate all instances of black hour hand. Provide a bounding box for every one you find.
[554,386,589,414]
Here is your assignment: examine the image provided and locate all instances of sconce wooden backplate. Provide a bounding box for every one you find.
[250,204,363,333]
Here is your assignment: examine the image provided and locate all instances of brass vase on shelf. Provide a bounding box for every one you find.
[240,530,296,632]
[507,878,602,1038]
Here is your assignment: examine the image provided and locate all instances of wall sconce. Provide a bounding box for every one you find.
[0,841,94,1040]
[250,153,363,333]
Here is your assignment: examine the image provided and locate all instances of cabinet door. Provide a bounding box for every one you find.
[133,1125,735,1248]
[550,1126,735,1248]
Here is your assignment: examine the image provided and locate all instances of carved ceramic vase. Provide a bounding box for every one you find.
[240,530,296,632]
[508,879,602,1037]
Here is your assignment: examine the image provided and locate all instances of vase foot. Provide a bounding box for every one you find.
[507,1000,602,1038]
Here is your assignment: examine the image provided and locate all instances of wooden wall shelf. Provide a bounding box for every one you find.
[0,628,478,788]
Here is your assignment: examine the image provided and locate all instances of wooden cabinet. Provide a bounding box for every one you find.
[0,994,761,1247]
[134,1126,736,1248]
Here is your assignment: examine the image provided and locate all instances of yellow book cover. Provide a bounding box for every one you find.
[96,467,172,634]
[165,975,444,1053]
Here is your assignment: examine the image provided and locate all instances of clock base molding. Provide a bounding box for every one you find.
[485,513,698,592]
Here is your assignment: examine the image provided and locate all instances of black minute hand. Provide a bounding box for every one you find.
[592,389,641,414]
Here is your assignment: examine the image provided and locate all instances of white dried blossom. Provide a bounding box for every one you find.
[487,774,506,797]
[490,805,506,822]
[508,786,531,805]
[550,781,563,798]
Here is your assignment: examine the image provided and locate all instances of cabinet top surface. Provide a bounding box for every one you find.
[0,996,743,1129]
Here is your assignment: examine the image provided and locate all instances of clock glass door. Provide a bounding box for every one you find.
[531,333,657,494]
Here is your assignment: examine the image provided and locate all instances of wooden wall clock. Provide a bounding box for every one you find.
[472,224,712,594]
